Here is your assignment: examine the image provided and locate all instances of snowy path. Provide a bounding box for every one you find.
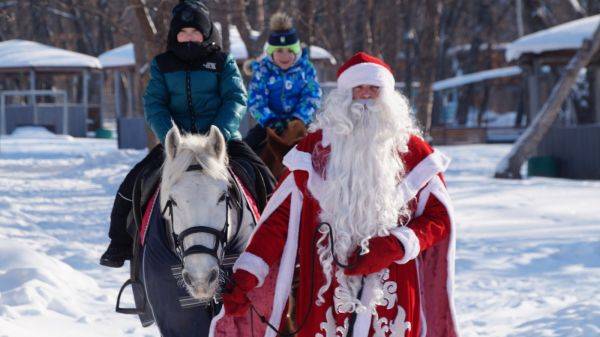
[446,145,600,337]
[0,128,598,337]
[0,128,154,337]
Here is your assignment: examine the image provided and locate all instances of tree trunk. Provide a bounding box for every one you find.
[325,0,348,62]
[129,0,172,148]
[230,0,269,58]
[494,22,600,179]
[402,0,415,101]
[296,0,316,48]
[414,0,442,135]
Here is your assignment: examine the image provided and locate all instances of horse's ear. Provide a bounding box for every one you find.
[207,125,226,162]
[165,126,181,160]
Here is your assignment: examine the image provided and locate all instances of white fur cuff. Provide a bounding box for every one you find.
[391,227,421,264]
[233,252,270,287]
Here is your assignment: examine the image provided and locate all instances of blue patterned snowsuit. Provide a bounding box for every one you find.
[247,50,321,127]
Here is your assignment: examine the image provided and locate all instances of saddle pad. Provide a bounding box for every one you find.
[231,172,261,223]
[139,187,160,246]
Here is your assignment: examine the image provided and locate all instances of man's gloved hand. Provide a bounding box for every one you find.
[222,270,259,316]
[345,235,405,276]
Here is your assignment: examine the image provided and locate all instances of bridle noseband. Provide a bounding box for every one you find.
[162,194,230,261]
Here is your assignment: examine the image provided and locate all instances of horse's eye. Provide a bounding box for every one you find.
[218,193,227,203]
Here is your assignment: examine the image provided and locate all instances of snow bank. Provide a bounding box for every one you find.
[0,242,100,317]
[9,126,66,139]
[0,133,148,337]
[506,14,600,61]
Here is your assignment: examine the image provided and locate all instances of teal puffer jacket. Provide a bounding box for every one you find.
[143,50,247,143]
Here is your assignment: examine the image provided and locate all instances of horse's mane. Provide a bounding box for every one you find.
[162,133,229,192]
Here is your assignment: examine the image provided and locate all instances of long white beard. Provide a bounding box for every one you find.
[308,87,419,313]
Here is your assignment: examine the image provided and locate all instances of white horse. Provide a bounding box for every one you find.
[141,125,256,336]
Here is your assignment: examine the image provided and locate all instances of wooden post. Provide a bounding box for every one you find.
[114,70,122,118]
[1,94,6,135]
[527,62,540,124]
[29,69,37,124]
[99,71,105,128]
[61,91,68,135]
[82,69,90,128]
[126,70,134,117]
[594,67,600,123]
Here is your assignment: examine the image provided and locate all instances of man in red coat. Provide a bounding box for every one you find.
[215,52,459,337]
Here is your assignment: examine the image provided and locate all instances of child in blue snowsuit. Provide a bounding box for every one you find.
[244,13,321,153]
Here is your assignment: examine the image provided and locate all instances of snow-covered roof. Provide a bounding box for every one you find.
[0,39,101,70]
[433,66,522,91]
[308,45,336,64]
[505,14,600,61]
[98,43,135,68]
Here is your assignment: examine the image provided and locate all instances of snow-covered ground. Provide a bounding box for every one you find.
[0,128,598,337]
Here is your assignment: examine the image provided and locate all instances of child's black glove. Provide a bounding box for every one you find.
[266,120,288,135]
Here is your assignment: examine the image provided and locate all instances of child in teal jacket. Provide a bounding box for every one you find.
[100,0,274,267]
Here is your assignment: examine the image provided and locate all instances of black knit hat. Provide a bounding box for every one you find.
[170,0,212,39]
[266,13,300,56]
[268,28,299,47]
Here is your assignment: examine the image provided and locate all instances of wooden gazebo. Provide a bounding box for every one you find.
[505,15,600,179]
[0,39,102,137]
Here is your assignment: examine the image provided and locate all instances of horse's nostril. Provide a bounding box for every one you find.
[207,269,218,284]
[182,271,193,286]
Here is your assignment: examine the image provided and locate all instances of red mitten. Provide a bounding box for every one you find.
[345,235,405,276]
[223,270,259,316]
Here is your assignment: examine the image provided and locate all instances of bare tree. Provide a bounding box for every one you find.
[495,22,600,179]
[229,0,270,57]
[294,0,317,47]
[414,0,442,135]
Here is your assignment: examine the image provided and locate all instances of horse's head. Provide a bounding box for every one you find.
[160,125,231,301]
[262,119,308,178]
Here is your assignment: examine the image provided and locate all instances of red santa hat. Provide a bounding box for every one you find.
[336,52,395,90]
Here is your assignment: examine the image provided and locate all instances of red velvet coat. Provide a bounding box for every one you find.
[211,131,459,337]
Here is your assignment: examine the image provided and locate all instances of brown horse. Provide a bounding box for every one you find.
[259,119,308,179]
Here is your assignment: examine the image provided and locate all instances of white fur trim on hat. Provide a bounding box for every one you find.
[337,63,395,90]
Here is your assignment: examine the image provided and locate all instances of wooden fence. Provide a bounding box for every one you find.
[537,124,600,180]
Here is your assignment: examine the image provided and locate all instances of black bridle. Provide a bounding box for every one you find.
[161,163,244,277]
